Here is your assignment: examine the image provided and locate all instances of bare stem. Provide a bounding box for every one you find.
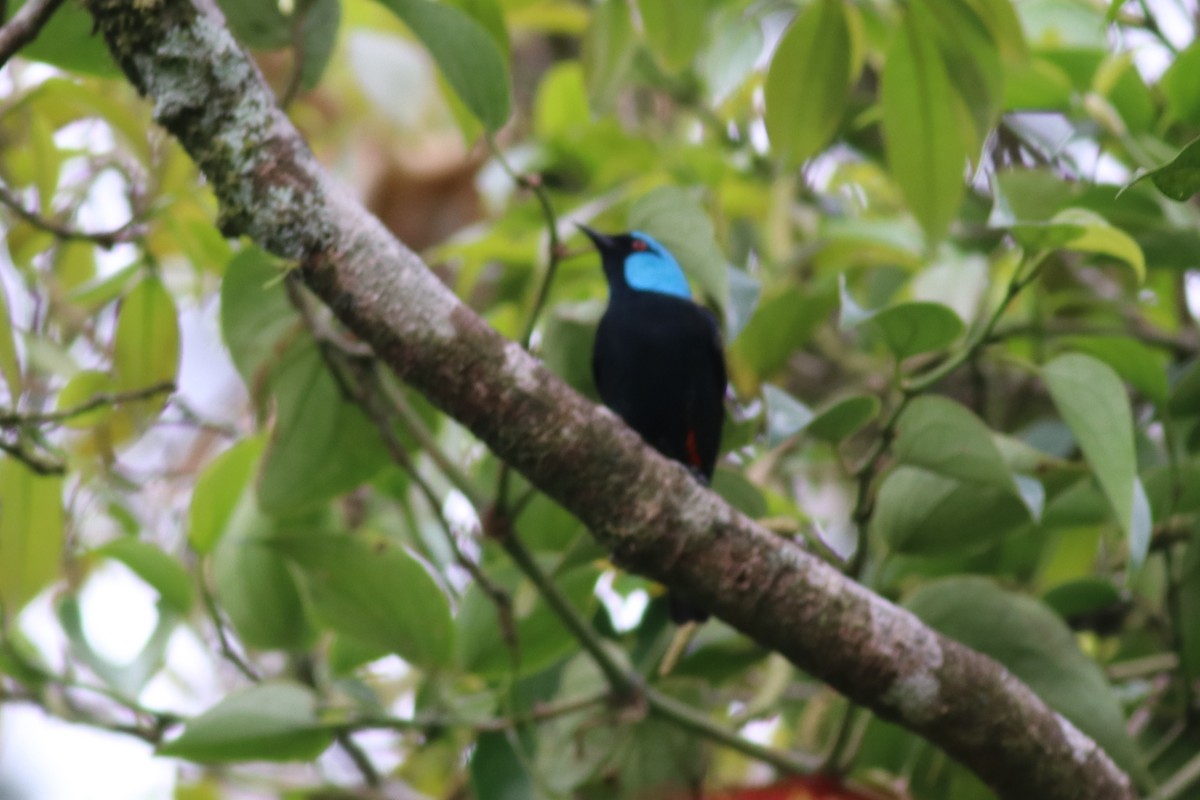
[0,181,144,248]
[0,0,65,68]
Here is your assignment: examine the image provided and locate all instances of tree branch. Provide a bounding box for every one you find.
[0,0,64,68]
[0,182,145,249]
[81,2,1139,798]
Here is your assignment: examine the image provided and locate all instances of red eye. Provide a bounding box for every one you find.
[631,239,648,251]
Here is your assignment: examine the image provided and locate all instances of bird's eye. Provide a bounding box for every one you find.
[631,239,648,252]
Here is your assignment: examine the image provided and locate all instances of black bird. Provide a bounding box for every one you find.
[582,225,727,624]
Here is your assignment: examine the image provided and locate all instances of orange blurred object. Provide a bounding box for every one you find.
[669,775,878,800]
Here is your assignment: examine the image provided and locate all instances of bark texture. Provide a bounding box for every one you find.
[83,2,1138,798]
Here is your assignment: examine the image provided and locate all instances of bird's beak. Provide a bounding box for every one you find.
[577,223,616,253]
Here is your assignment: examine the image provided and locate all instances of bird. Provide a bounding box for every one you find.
[581,224,727,624]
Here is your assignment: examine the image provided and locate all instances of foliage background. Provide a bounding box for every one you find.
[1,0,1200,797]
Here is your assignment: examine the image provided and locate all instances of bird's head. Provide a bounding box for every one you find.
[578,224,691,300]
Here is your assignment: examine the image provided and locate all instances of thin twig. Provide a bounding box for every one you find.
[347,691,610,735]
[645,687,821,774]
[0,0,65,68]
[0,436,63,474]
[0,182,144,248]
[0,381,176,428]
[335,731,382,788]
[198,565,261,682]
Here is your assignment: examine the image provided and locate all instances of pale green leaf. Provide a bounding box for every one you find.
[97,538,193,614]
[257,340,388,515]
[764,0,856,165]
[55,370,113,429]
[1043,354,1150,570]
[189,437,266,555]
[894,396,1016,490]
[636,0,706,72]
[870,302,964,359]
[1132,134,1200,202]
[212,492,316,651]
[881,4,967,242]
[158,683,333,762]
[373,0,512,131]
[874,466,1028,554]
[908,578,1146,781]
[762,385,813,448]
[113,275,180,419]
[0,280,22,399]
[582,0,637,112]
[807,395,879,443]
[0,459,63,616]
[271,533,455,670]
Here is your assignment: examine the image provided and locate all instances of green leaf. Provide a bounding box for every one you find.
[0,280,21,399]
[1043,353,1151,570]
[628,186,729,313]
[636,0,706,72]
[881,4,966,243]
[764,0,856,165]
[1042,578,1122,622]
[1161,42,1200,126]
[870,302,964,360]
[4,0,118,76]
[731,285,836,386]
[534,62,591,141]
[298,0,342,90]
[96,538,193,614]
[1170,360,1200,418]
[271,533,455,670]
[724,266,761,343]
[874,466,1029,554]
[762,385,813,448]
[1179,536,1200,686]
[837,274,875,329]
[212,492,316,651]
[712,467,766,518]
[446,0,510,61]
[373,0,512,131]
[0,459,63,616]
[807,394,880,443]
[894,397,1017,490]
[55,370,114,429]
[471,732,534,800]
[68,261,141,313]
[1059,209,1145,279]
[1011,208,1145,282]
[58,595,174,698]
[158,683,334,763]
[458,562,598,678]
[907,577,1146,781]
[541,300,602,397]
[581,0,637,111]
[1059,336,1168,405]
[700,9,763,105]
[218,0,292,47]
[189,437,266,555]
[257,340,389,515]
[914,0,1004,154]
[1133,134,1200,202]
[113,275,180,419]
[219,248,297,399]
[844,278,964,359]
